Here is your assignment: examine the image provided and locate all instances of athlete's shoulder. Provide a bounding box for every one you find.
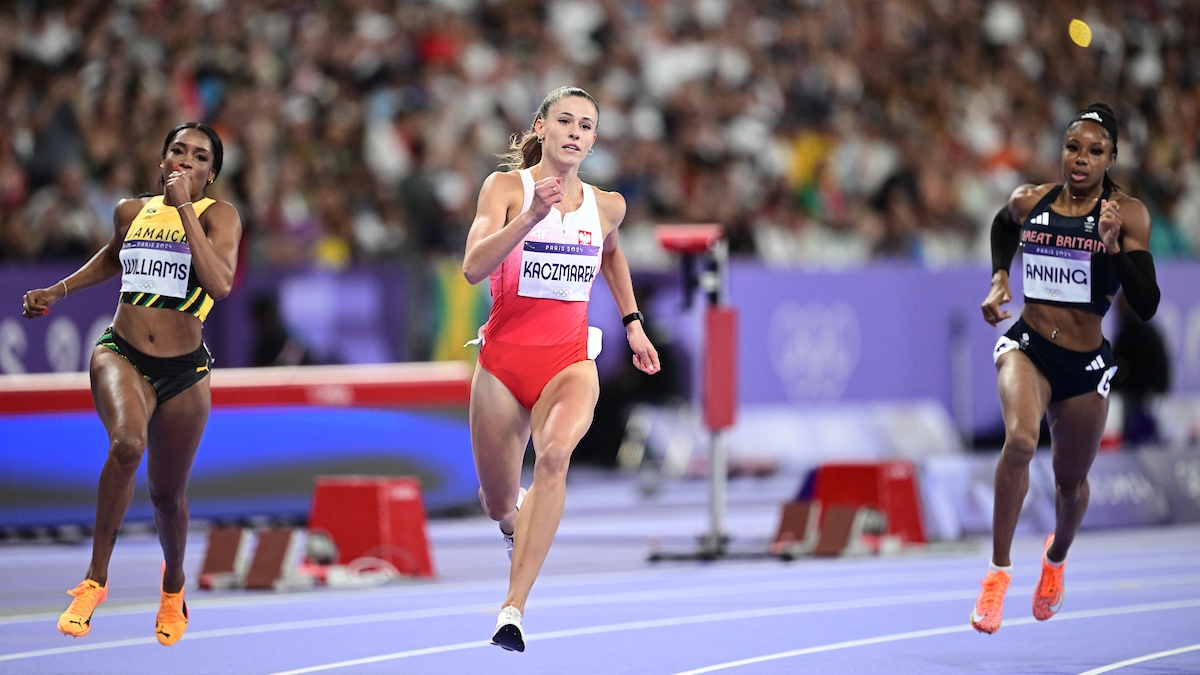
[1010,182,1056,203]
[483,169,524,192]
[592,186,627,225]
[202,199,241,221]
[114,196,151,226]
[1009,183,1055,219]
[1111,192,1151,227]
[478,170,524,205]
[1111,191,1144,208]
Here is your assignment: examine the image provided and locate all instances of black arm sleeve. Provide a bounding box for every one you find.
[1112,249,1160,321]
[990,206,1021,274]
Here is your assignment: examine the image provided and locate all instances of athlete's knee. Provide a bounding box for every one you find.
[148,487,187,516]
[1000,427,1039,464]
[480,490,517,521]
[1055,476,1088,501]
[533,442,573,480]
[107,434,146,469]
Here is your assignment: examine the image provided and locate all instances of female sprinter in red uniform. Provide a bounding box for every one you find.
[22,123,241,645]
[973,103,1159,633]
[463,86,659,652]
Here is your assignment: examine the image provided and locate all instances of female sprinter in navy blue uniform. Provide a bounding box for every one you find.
[22,123,241,645]
[972,103,1160,634]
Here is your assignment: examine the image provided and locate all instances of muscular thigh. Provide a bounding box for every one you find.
[90,346,156,439]
[1046,392,1108,479]
[146,376,211,491]
[996,349,1052,437]
[470,364,532,488]
[530,360,599,453]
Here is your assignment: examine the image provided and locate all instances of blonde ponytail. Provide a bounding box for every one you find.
[500,130,542,171]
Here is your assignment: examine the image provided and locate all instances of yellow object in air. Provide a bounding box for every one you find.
[1069,19,1092,48]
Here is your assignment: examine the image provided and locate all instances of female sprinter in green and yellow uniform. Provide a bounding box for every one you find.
[22,122,241,646]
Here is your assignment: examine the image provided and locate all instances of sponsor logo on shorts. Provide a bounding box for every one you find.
[993,336,1021,364]
[1097,365,1117,398]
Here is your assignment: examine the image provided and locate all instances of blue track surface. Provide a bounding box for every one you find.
[1,474,1198,675]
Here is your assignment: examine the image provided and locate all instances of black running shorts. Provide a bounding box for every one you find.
[97,326,212,404]
[993,317,1116,403]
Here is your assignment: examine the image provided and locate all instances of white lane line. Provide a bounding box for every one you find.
[667,598,1200,675]
[0,636,163,661]
[0,565,976,625]
[1076,643,1200,675]
[265,596,1200,675]
[270,640,493,675]
[0,603,495,663]
[0,588,978,665]
[6,571,1200,663]
[5,547,1198,627]
[2,590,971,664]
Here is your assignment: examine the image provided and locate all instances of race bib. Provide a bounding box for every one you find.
[517,241,600,302]
[119,240,192,298]
[1023,244,1090,304]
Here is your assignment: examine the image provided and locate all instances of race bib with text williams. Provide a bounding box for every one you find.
[517,241,600,302]
[1023,243,1090,304]
[119,240,191,298]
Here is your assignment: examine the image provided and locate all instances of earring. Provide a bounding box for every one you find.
[588,148,594,156]
[537,137,543,144]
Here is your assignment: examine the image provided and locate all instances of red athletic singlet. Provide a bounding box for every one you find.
[477,169,604,410]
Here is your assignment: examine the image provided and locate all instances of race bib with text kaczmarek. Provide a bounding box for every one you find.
[119,240,191,298]
[1023,243,1090,304]
[517,241,600,302]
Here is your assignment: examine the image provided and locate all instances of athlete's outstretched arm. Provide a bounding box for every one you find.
[22,198,141,318]
[598,193,658,374]
[463,171,562,284]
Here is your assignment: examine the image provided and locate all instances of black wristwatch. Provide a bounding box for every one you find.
[622,311,644,327]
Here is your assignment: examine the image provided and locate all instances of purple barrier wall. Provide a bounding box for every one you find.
[0,264,121,374]
[4,261,1198,437]
[726,261,1200,435]
[210,264,411,367]
[0,264,411,372]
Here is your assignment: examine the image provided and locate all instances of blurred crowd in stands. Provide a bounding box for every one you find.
[1,0,1198,270]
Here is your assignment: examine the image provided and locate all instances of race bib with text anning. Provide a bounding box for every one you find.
[119,240,191,298]
[517,241,600,302]
[1023,244,1090,304]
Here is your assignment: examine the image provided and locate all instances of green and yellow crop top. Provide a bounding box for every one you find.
[118,196,216,322]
